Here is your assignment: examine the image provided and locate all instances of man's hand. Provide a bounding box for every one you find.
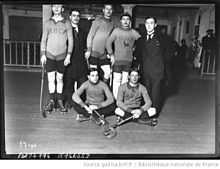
[84,105,93,114]
[41,55,47,66]
[89,105,98,110]
[85,51,91,60]
[110,54,115,66]
[64,54,71,66]
[131,109,142,119]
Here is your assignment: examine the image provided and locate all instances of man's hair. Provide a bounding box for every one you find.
[120,13,132,20]
[103,4,113,9]
[128,67,140,75]
[51,4,64,16]
[145,16,157,23]
[87,67,99,76]
[69,8,80,15]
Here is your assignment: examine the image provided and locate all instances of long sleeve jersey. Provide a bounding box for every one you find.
[117,83,152,113]
[87,16,114,59]
[72,80,114,108]
[106,27,141,65]
[41,18,73,60]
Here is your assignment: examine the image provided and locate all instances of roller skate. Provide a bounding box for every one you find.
[57,99,68,114]
[43,99,55,115]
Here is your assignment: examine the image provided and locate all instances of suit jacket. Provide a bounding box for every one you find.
[135,32,165,79]
[66,26,88,78]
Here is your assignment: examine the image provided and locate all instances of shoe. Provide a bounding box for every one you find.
[44,99,55,112]
[57,100,67,113]
[76,114,90,122]
[65,102,72,110]
[116,116,122,123]
[136,118,152,125]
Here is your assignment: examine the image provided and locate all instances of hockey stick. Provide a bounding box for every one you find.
[40,64,47,118]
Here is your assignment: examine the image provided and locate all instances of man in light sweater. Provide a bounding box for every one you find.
[41,4,73,113]
[72,68,115,122]
[85,4,114,84]
[115,68,157,124]
[106,13,141,98]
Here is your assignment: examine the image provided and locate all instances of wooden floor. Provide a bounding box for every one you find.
[3,68,216,156]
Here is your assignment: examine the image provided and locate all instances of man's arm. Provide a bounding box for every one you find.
[72,82,87,107]
[106,29,116,56]
[98,82,114,108]
[140,85,152,112]
[66,20,74,55]
[40,21,49,56]
[86,19,100,52]
[116,85,132,113]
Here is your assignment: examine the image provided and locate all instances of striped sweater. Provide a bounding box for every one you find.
[87,16,114,59]
[41,18,73,60]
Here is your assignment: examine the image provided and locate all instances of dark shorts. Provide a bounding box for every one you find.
[89,56,110,66]
[46,58,65,73]
[113,64,131,73]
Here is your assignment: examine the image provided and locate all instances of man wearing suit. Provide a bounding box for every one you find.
[135,16,166,117]
[64,9,88,110]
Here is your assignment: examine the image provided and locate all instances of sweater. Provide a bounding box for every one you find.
[41,18,73,60]
[106,27,141,65]
[117,83,152,113]
[72,80,114,108]
[87,16,114,59]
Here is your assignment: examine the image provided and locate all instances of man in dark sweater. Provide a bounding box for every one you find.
[135,16,166,116]
[63,9,88,110]
[72,68,115,122]
[115,68,157,124]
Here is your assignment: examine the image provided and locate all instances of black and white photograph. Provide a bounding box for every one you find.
[1,1,218,159]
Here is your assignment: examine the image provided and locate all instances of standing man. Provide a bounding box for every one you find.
[85,4,114,84]
[41,4,73,113]
[106,13,141,98]
[63,9,88,110]
[135,16,165,117]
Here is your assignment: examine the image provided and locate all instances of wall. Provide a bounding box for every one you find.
[197,5,215,41]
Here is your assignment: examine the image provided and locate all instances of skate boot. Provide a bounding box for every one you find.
[44,99,55,114]
[57,99,67,114]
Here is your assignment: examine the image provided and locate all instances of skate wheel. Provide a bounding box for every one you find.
[151,119,158,127]
[41,110,47,118]
[103,127,117,139]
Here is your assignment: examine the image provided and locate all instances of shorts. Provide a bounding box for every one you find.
[113,64,132,73]
[89,56,110,66]
[46,58,65,73]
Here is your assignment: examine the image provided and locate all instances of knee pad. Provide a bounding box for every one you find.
[112,72,122,98]
[115,107,125,117]
[101,65,111,80]
[147,107,156,117]
[121,71,129,84]
[56,72,64,94]
[47,71,56,93]
[90,64,97,68]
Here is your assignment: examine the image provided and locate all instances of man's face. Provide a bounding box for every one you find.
[52,4,63,15]
[145,18,157,33]
[88,71,99,84]
[103,5,113,18]
[121,16,131,29]
[129,71,139,85]
[70,11,80,25]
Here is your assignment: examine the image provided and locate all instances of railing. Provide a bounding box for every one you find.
[3,39,41,69]
[200,49,216,76]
